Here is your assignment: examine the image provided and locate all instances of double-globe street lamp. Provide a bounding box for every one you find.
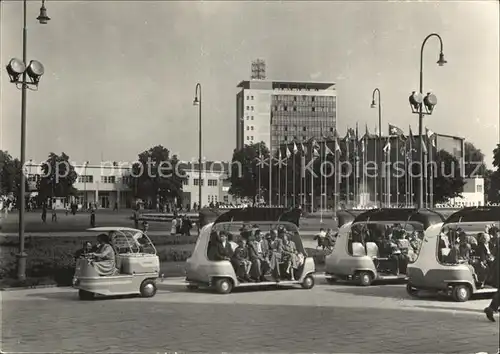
[370,88,383,208]
[193,83,202,211]
[5,0,50,281]
[409,33,447,209]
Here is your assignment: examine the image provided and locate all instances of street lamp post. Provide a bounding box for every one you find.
[84,161,89,210]
[409,33,446,209]
[193,83,202,211]
[370,88,382,208]
[5,0,50,281]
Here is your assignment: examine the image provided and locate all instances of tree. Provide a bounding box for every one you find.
[464,141,488,177]
[37,152,78,202]
[228,142,270,205]
[432,149,465,204]
[494,144,500,170]
[128,145,185,207]
[0,150,25,199]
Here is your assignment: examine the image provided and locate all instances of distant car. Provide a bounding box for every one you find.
[73,227,160,300]
[185,208,316,294]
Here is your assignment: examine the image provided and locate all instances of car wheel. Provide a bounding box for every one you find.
[78,290,95,301]
[301,274,315,289]
[358,271,373,286]
[140,279,157,298]
[406,284,419,297]
[451,284,471,302]
[214,278,233,294]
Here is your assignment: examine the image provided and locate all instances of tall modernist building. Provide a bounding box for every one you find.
[236,80,337,154]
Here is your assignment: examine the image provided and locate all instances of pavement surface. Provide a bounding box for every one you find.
[1,277,498,353]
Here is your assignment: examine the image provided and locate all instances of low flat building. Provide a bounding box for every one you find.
[25,160,235,209]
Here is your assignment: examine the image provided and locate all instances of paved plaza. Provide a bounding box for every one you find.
[1,278,498,353]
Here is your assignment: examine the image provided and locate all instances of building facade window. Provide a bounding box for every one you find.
[78,175,93,183]
[193,178,204,186]
[251,95,254,100]
[182,179,189,186]
[251,106,254,111]
[208,179,218,187]
[477,185,483,193]
[251,126,254,130]
[101,176,116,184]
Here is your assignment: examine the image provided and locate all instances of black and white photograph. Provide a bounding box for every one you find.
[0,0,499,352]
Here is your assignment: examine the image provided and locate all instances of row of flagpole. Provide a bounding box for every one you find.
[256,123,437,210]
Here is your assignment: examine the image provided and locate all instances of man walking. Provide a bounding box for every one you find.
[484,233,500,322]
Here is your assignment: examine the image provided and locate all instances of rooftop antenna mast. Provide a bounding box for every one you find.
[251,59,266,80]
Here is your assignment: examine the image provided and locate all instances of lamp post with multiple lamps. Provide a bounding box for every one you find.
[370,88,383,208]
[409,33,447,209]
[193,83,202,211]
[5,0,50,281]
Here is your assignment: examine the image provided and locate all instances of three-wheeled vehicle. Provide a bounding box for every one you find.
[73,227,160,300]
[407,206,499,302]
[185,207,316,294]
[325,208,445,286]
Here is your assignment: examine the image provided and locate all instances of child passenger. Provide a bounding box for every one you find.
[232,238,252,282]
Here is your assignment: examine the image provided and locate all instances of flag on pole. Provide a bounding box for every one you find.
[276,148,287,167]
[286,146,292,158]
[426,128,436,147]
[301,143,307,155]
[293,142,298,154]
[388,124,405,137]
[344,128,355,141]
[325,144,334,156]
[383,138,391,153]
[422,137,428,155]
[313,148,320,159]
[334,137,341,154]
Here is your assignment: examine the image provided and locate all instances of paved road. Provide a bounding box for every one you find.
[1,279,498,353]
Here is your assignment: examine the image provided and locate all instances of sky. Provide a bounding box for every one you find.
[1,0,499,167]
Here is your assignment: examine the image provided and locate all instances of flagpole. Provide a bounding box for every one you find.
[277,150,281,206]
[269,150,272,206]
[258,145,261,203]
[285,149,288,207]
[424,147,428,208]
[405,145,408,207]
[293,153,296,207]
[346,134,350,208]
[311,148,315,214]
[387,140,391,207]
[396,138,399,207]
[429,135,434,207]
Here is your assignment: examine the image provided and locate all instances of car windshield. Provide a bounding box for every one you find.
[109,230,156,254]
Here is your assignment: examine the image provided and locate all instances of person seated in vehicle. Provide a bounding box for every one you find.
[207,231,219,261]
[380,233,401,274]
[88,233,119,276]
[239,223,254,241]
[227,232,239,252]
[248,229,270,282]
[212,231,234,261]
[231,238,252,282]
[281,232,303,281]
[74,241,95,259]
[475,232,495,286]
[458,232,473,262]
[267,229,284,281]
[487,225,499,256]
